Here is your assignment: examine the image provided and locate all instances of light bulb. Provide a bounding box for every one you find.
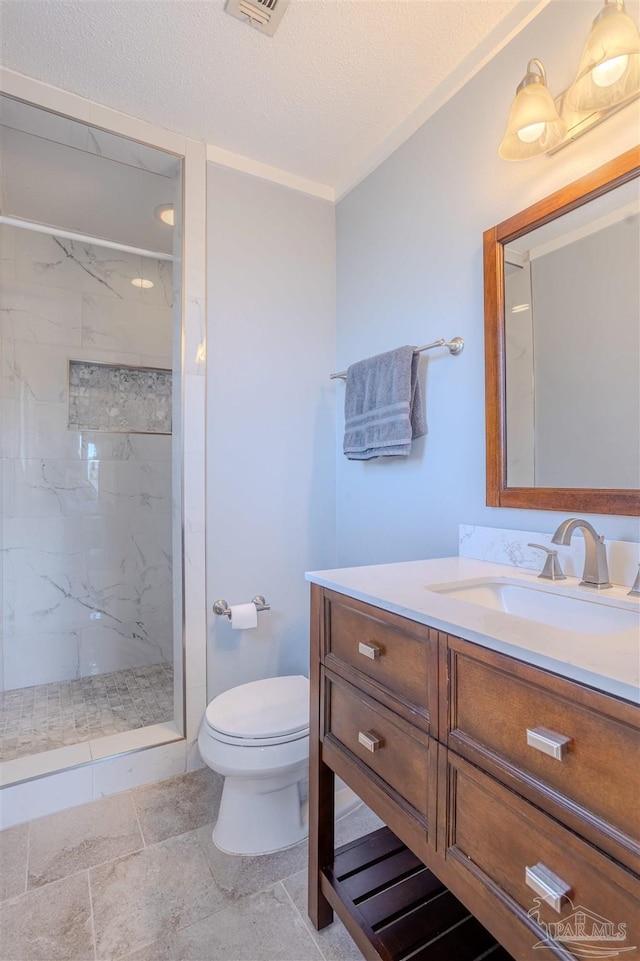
[517,121,546,143]
[592,53,629,86]
[499,58,566,160]
[154,204,175,226]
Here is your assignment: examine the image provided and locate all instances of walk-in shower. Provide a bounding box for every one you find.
[0,95,184,765]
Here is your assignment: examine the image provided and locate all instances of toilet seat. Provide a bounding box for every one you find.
[203,675,309,747]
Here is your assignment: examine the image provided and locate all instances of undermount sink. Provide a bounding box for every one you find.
[429,577,640,635]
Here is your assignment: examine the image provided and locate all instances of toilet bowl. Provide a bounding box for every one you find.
[198,674,360,855]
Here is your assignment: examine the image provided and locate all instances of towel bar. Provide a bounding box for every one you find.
[330,337,464,380]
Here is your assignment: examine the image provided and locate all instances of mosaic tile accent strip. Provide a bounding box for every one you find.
[68,361,172,433]
[0,664,173,761]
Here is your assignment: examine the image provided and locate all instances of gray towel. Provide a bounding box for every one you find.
[343,346,426,460]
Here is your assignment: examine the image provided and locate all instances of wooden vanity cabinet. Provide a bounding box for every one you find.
[440,751,640,960]
[321,588,438,733]
[313,588,438,867]
[308,584,640,961]
[442,636,640,875]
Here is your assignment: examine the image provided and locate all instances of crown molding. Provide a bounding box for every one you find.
[1,0,552,206]
[205,144,335,201]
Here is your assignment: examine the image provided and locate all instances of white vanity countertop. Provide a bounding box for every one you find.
[306,557,640,705]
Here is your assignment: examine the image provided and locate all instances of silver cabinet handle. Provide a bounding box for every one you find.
[525,863,571,913]
[358,641,381,660]
[526,726,571,760]
[358,731,381,753]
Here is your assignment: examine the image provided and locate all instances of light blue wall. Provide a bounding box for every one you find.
[335,0,640,568]
[206,165,336,696]
[203,2,640,700]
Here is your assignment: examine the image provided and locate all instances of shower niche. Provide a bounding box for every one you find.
[0,95,185,766]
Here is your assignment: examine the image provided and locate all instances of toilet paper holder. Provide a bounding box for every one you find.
[213,595,271,618]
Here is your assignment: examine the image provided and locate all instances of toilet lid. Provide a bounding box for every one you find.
[205,675,309,739]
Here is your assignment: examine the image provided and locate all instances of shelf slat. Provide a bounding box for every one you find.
[358,866,444,928]
[322,826,513,961]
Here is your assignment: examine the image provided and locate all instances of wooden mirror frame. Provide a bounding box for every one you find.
[484,146,640,517]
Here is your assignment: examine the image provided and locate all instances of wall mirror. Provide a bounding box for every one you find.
[484,147,640,516]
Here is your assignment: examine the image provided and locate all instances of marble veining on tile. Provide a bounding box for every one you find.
[459,524,640,588]
[90,831,223,960]
[27,793,143,889]
[171,884,323,961]
[2,223,175,689]
[0,871,94,961]
[132,767,223,846]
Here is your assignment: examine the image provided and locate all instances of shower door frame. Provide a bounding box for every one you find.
[0,70,207,822]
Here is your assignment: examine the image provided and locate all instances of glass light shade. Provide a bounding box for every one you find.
[567,1,640,111]
[499,61,566,161]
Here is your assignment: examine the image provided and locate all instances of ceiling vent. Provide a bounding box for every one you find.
[225,0,289,37]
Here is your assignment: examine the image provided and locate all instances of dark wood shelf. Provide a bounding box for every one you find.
[320,827,513,961]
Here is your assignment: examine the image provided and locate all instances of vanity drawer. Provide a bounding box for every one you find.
[445,637,640,871]
[322,589,435,732]
[441,751,640,961]
[324,671,431,820]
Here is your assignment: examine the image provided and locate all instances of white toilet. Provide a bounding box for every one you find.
[198,674,360,855]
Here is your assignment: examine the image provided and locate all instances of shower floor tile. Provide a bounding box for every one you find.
[0,663,173,762]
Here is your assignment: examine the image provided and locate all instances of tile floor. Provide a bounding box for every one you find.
[0,664,174,761]
[0,767,378,961]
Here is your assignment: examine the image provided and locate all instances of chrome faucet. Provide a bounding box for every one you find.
[551,518,611,590]
[528,543,566,580]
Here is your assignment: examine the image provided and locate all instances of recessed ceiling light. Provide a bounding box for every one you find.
[155,204,175,226]
[131,278,154,289]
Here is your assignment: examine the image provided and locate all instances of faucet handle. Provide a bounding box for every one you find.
[528,543,566,581]
[629,565,640,597]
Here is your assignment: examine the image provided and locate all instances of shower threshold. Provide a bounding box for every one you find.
[0,663,174,762]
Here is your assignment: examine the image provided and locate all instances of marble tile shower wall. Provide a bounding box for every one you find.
[1,225,174,691]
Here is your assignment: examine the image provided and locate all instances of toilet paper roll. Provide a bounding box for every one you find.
[229,603,258,630]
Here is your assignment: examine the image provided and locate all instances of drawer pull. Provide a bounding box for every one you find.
[358,641,381,660]
[358,731,381,753]
[525,863,571,913]
[526,726,571,760]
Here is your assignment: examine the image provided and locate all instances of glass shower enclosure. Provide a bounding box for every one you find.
[0,95,184,763]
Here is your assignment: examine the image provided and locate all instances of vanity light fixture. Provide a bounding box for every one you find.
[499,1,640,161]
[498,60,566,160]
[131,277,154,289]
[154,204,175,226]
[568,0,640,111]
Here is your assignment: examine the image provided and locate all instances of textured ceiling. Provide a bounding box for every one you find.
[0,0,528,191]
